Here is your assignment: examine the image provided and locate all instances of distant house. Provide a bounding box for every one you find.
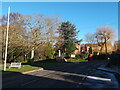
[84,42,115,53]
[73,43,100,55]
[80,43,100,53]
[74,44,81,54]
[73,42,115,55]
[91,44,100,52]
[114,40,120,51]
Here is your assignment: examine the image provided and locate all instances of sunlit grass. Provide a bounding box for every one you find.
[2,64,42,78]
[1,61,64,78]
[66,58,87,62]
[2,65,41,73]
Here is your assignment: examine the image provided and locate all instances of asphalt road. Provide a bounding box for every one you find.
[2,60,107,88]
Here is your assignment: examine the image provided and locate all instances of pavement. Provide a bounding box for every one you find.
[2,60,120,88]
[95,62,120,88]
[97,64,120,75]
[22,68,44,74]
[82,66,120,88]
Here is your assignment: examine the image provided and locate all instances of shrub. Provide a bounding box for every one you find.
[96,53,109,60]
[109,52,120,66]
[93,52,98,55]
[45,43,55,59]
[89,46,93,54]
[65,41,77,58]
[92,55,98,60]
[75,54,81,59]
[46,54,54,59]
[80,52,89,59]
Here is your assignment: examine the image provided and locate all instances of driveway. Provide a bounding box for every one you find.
[2,60,118,88]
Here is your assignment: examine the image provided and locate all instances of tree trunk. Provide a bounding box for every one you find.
[100,45,103,54]
[31,47,34,60]
[2,51,4,59]
[105,38,107,54]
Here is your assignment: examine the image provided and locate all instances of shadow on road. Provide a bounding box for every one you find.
[29,60,99,75]
[2,60,109,88]
[2,70,85,88]
[2,70,22,78]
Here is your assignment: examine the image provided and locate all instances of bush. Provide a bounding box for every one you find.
[96,53,109,60]
[89,47,93,54]
[45,43,55,59]
[93,52,98,55]
[109,52,120,66]
[75,54,81,59]
[64,41,76,58]
[46,54,54,59]
[80,52,89,59]
[92,55,98,60]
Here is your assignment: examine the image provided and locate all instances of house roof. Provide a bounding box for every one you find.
[85,44,99,47]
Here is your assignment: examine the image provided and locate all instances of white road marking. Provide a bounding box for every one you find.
[87,76,111,82]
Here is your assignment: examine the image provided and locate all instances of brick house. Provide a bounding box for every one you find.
[73,42,115,55]
[114,40,120,51]
[74,44,81,54]
[73,43,102,55]
[80,44,100,53]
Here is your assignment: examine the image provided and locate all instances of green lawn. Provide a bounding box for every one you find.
[3,65,42,72]
[1,60,60,72]
[2,62,61,73]
[66,58,87,62]
[2,64,42,78]
[1,61,64,78]
[2,63,51,78]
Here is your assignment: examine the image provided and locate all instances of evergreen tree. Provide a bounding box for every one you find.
[89,46,93,54]
[58,21,81,57]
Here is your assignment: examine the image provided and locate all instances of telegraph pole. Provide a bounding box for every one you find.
[4,6,10,71]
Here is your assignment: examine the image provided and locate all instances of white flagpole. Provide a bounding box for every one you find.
[4,6,10,71]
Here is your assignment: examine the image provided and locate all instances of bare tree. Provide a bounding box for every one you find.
[84,33,96,44]
[1,12,62,62]
[95,25,115,54]
[24,14,61,60]
[1,13,28,62]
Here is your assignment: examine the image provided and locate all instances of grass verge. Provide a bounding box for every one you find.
[1,60,64,78]
[2,59,87,78]
[66,58,87,62]
[2,65,42,78]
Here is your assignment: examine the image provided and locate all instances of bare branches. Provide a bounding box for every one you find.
[84,33,96,44]
[95,25,115,53]
[2,13,62,62]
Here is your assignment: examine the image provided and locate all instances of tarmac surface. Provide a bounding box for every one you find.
[2,60,119,88]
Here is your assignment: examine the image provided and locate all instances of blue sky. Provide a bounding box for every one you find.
[2,2,118,43]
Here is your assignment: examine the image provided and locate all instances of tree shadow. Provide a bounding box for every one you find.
[2,70,85,88]
[24,59,68,68]
[2,70,22,78]
[29,59,93,75]
[2,60,110,88]
[22,59,59,65]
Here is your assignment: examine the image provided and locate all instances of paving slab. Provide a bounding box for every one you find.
[97,65,120,75]
[83,70,119,88]
[82,63,120,88]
